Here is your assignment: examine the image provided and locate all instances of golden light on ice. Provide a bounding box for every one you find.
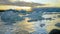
[46,14,60,32]
[16,7,32,11]
[0,5,32,11]
[15,18,34,32]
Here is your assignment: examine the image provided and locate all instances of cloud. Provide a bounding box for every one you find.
[0,0,44,7]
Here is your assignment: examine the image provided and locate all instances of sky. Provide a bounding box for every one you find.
[0,0,60,5]
[0,0,60,8]
[9,0,60,4]
[9,0,60,7]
